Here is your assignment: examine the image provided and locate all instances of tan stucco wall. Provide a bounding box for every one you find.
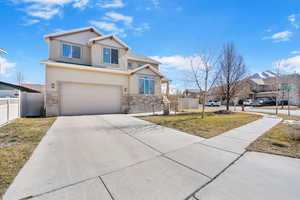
[48,30,99,66]
[45,65,130,116]
[91,39,128,70]
[53,31,99,45]
[49,39,91,65]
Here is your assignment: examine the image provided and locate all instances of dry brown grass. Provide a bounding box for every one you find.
[139,112,261,139]
[247,114,300,158]
[0,117,56,196]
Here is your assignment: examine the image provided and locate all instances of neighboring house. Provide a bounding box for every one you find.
[22,83,45,94]
[42,27,170,116]
[0,81,43,117]
[207,73,300,105]
[183,89,203,98]
[0,81,39,98]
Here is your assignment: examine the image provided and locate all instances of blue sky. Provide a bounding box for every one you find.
[0,0,300,90]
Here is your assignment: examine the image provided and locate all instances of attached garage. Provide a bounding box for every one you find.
[59,82,122,116]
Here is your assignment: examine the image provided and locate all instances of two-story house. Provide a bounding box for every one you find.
[42,27,170,116]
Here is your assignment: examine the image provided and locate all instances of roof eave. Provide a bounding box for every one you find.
[44,27,102,41]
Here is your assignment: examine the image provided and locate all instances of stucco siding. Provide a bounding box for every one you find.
[45,65,129,116]
[91,41,127,70]
[46,66,128,89]
[97,39,124,48]
[54,31,99,45]
[49,39,91,65]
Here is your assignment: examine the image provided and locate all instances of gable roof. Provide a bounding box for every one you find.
[128,54,161,65]
[44,27,102,40]
[22,83,44,93]
[88,34,131,50]
[0,81,40,93]
[249,78,265,85]
[130,64,163,77]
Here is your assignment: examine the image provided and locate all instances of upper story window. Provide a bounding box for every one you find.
[62,44,81,59]
[138,63,144,67]
[103,47,119,64]
[139,76,155,94]
[128,62,133,69]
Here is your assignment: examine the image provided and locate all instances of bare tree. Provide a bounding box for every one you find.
[186,51,218,118]
[273,60,283,114]
[16,71,24,86]
[217,42,247,111]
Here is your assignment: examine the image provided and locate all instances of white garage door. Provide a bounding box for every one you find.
[60,82,121,116]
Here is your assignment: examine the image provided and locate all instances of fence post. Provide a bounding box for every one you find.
[7,99,9,123]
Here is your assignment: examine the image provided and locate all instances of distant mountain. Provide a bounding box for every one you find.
[250,70,277,79]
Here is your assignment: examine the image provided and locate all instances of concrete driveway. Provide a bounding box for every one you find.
[3,114,300,200]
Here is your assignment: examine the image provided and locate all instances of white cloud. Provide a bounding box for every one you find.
[0,57,16,75]
[73,0,90,8]
[291,50,300,55]
[150,55,203,71]
[13,0,90,21]
[97,0,125,8]
[26,6,60,19]
[103,12,133,26]
[276,56,300,73]
[89,20,126,37]
[263,30,293,42]
[288,14,299,29]
[23,18,40,25]
[133,23,150,33]
[91,11,150,37]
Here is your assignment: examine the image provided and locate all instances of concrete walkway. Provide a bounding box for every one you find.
[3,113,299,200]
[247,107,300,116]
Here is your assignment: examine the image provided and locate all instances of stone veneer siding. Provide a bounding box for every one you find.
[46,92,163,116]
[122,94,163,114]
[45,90,59,116]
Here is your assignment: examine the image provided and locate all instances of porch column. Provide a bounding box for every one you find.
[166,81,170,96]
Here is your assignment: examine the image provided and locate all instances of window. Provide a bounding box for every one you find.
[128,62,133,68]
[103,47,119,64]
[138,63,144,67]
[139,76,155,94]
[62,44,81,59]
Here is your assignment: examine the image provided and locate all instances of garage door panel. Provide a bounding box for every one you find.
[60,83,121,116]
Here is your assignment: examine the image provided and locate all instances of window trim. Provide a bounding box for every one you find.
[61,43,81,59]
[139,76,155,94]
[103,47,119,65]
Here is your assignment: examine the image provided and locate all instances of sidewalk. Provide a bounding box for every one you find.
[185,114,300,200]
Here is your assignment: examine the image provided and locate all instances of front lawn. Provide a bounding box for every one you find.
[0,117,56,196]
[247,114,300,158]
[138,112,261,138]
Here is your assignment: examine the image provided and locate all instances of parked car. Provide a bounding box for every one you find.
[206,100,221,107]
[243,99,254,106]
[253,97,276,106]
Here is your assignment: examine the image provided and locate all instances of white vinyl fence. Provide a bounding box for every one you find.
[20,92,44,117]
[178,97,199,110]
[0,98,20,126]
